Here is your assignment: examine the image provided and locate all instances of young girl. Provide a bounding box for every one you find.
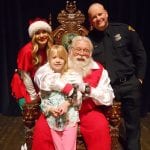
[34,45,82,150]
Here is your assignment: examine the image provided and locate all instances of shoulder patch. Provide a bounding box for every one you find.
[128,25,135,31]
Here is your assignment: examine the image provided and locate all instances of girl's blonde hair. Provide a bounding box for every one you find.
[31,33,53,68]
[47,45,68,73]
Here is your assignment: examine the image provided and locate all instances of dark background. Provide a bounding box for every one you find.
[0,0,150,116]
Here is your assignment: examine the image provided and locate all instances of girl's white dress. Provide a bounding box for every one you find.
[34,63,82,131]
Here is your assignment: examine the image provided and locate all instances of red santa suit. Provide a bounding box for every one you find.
[79,60,114,150]
[11,42,47,103]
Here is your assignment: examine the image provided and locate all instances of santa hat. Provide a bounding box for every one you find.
[28,18,52,37]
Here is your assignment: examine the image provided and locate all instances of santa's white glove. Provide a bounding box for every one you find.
[78,83,86,93]
[67,72,85,92]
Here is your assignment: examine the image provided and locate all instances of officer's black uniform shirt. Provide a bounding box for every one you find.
[88,23,147,85]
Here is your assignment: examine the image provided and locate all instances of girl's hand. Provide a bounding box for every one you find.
[49,107,60,117]
[57,101,70,115]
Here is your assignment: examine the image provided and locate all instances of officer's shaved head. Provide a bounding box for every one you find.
[88,3,108,31]
[88,3,106,17]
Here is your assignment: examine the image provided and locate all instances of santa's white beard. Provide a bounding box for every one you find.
[68,56,93,77]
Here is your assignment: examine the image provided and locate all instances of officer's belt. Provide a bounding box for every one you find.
[114,74,133,84]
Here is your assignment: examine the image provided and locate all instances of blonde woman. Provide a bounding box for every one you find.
[11,18,53,108]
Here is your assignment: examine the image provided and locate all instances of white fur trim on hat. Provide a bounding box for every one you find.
[28,21,52,37]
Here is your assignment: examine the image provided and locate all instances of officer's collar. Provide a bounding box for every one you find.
[91,24,111,37]
[90,29,105,38]
[104,24,111,36]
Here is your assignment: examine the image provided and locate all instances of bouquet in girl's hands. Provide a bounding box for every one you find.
[67,84,82,110]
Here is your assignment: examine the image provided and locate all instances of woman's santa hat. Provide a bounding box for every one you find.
[28,18,52,37]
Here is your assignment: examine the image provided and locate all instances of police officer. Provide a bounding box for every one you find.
[88,3,147,150]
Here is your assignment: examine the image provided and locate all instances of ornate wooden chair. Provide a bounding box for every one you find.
[22,1,122,150]
[52,1,88,44]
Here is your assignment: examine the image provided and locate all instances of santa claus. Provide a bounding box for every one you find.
[67,35,114,150]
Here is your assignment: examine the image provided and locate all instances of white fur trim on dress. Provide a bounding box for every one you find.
[28,21,52,37]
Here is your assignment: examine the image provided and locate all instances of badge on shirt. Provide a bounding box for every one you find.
[128,25,135,31]
[114,34,122,41]
[94,44,98,48]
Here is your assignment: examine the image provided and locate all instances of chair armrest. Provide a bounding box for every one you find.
[22,101,41,150]
[101,101,122,150]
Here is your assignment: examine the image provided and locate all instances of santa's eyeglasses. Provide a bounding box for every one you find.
[72,47,91,55]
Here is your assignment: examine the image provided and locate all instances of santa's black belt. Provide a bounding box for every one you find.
[114,75,133,84]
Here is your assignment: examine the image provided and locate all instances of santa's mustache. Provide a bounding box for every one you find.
[76,55,88,60]
[69,56,91,67]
